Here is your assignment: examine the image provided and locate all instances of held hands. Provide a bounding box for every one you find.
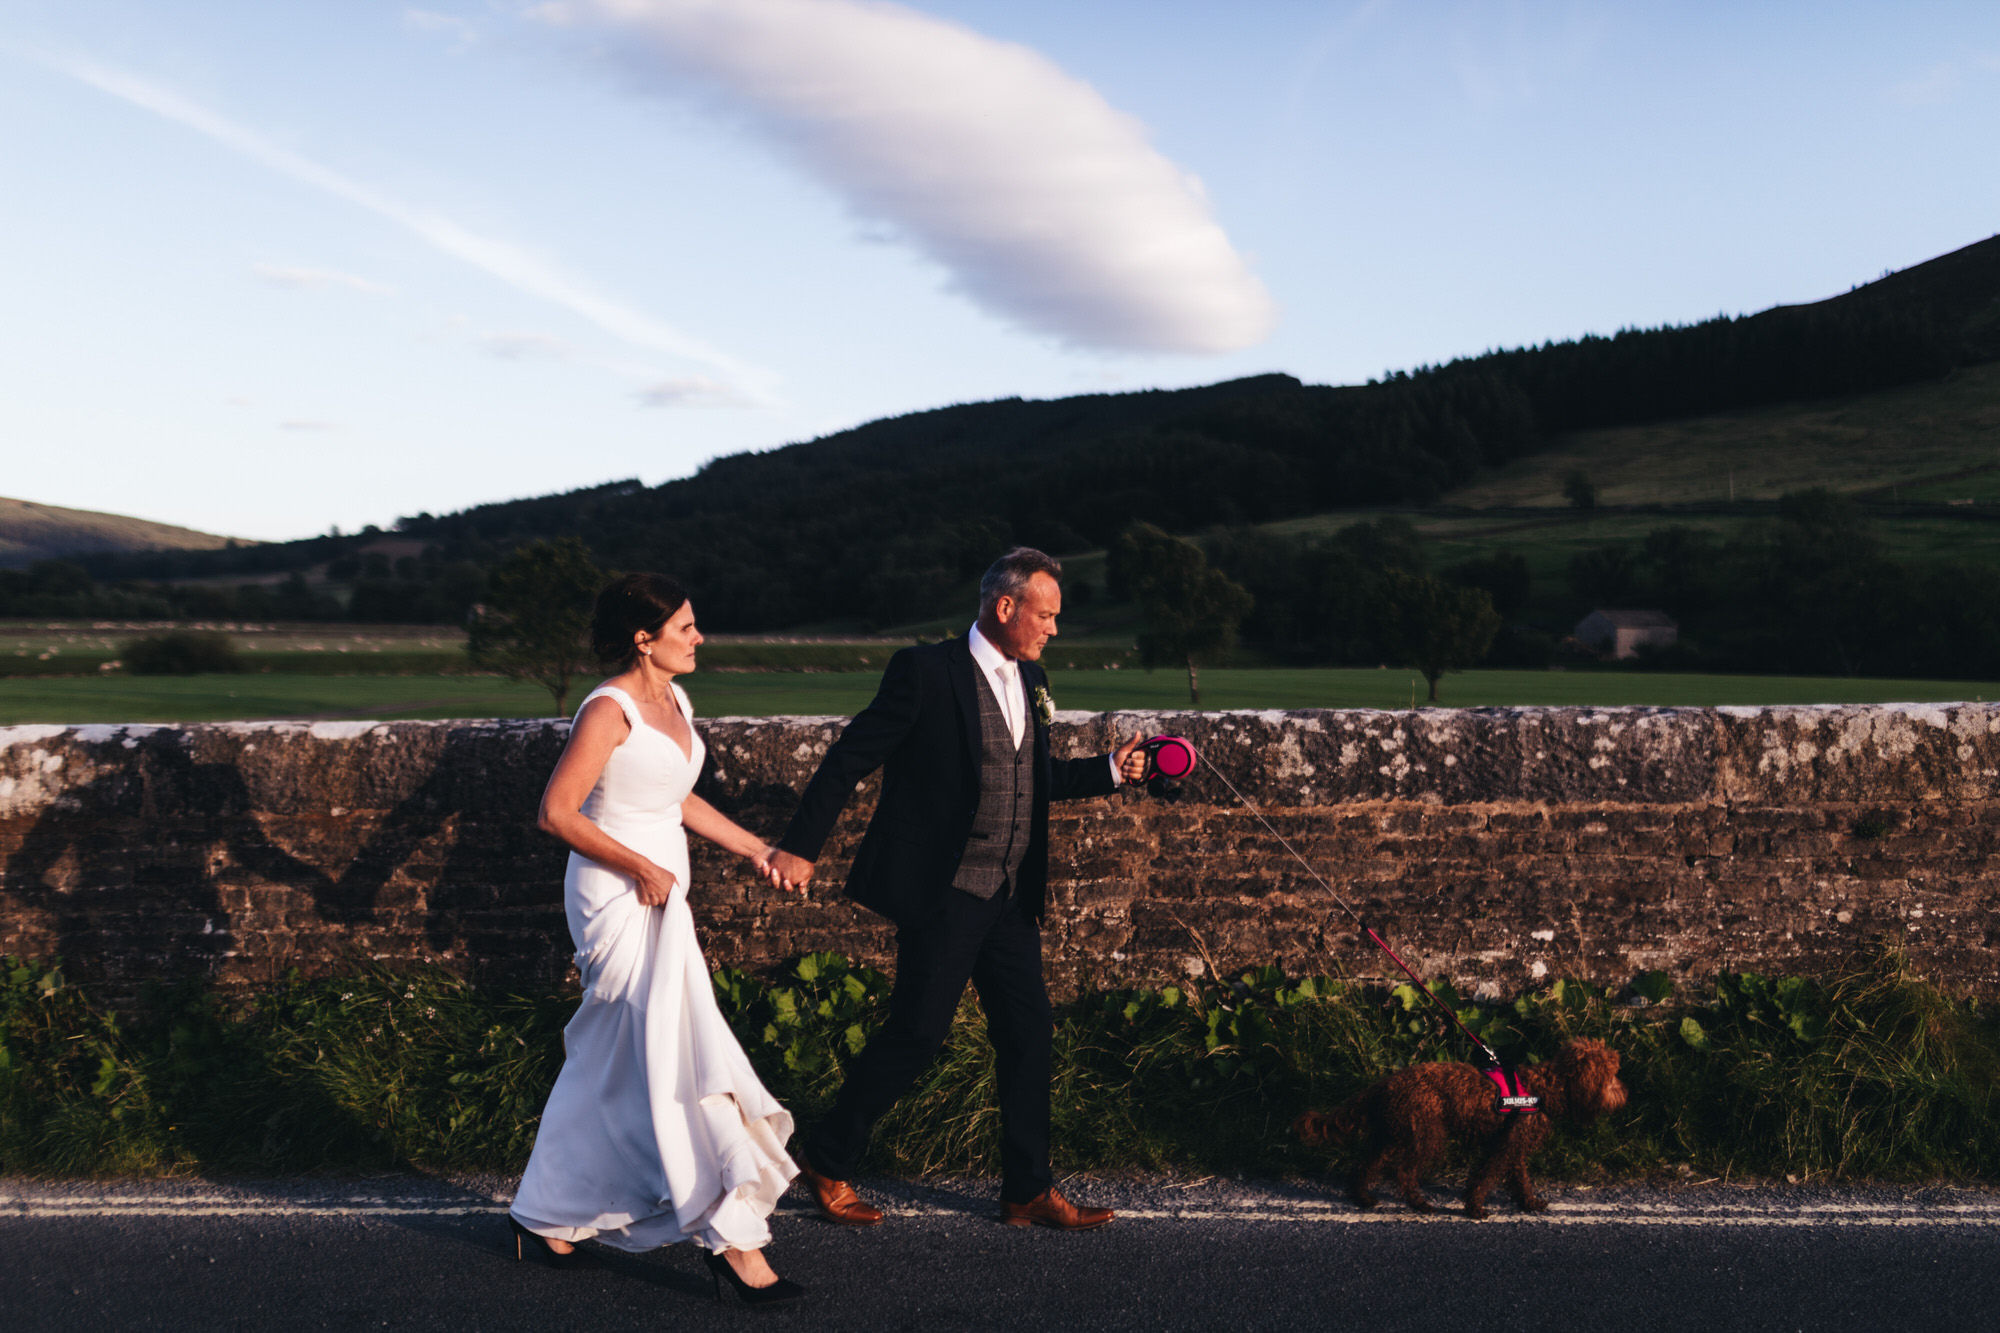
[749,846,797,896]
[759,847,816,895]
[1113,731,1149,785]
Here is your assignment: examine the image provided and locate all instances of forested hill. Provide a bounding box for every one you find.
[84,232,2000,631]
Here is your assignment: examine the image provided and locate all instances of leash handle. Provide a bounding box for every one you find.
[1137,735,1198,782]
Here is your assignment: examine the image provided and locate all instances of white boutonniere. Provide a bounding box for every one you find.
[1032,684,1055,727]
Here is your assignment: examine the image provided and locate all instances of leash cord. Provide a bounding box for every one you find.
[1192,751,1503,1068]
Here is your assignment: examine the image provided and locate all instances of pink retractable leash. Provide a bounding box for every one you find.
[1134,733,1539,1112]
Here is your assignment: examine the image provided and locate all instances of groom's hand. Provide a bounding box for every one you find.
[1113,732,1148,784]
[768,848,816,893]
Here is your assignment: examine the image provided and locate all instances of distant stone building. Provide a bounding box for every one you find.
[1575,609,1678,660]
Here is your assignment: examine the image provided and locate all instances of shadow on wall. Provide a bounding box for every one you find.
[5,732,316,992]
[300,726,574,968]
[1,725,576,996]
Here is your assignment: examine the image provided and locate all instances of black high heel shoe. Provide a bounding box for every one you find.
[509,1217,601,1270]
[703,1249,805,1307]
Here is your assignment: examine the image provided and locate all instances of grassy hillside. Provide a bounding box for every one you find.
[67,233,2000,635]
[1246,351,2000,638]
[1445,359,2000,509]
[0,496,241,569]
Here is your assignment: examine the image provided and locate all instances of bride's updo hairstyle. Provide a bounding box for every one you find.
[591,573,689,669]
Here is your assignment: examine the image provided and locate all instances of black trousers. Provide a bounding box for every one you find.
[804,883,1053,1203]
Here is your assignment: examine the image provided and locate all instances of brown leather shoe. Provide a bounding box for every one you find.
[797,1160,883,1227]
[1000,1188,1113,1230]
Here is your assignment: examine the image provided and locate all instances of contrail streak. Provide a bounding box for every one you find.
[43,52,774,399]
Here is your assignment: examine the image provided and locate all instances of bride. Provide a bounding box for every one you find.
[509,573,803,1306]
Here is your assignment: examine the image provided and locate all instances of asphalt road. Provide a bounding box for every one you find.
[5,1175,1998,1332]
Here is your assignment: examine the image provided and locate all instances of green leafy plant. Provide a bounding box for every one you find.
[715,953,890,1095]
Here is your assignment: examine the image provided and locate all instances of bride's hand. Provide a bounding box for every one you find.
[754,845,805,896]
[633,862,678,906]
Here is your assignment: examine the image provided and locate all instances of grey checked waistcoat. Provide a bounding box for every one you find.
[951,667,1033,899]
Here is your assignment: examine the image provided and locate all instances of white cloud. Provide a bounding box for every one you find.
[403,8,482,43]
[1891,60,1959,104]
[280,419,340,432]
[541,0,1276,354]
[479,330,573,359]
[637,374,750,407]
[45,52,773,398]
[1891,54,2000,104]
[254,263,396,295]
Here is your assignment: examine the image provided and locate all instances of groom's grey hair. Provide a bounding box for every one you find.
[979,547,1062,616]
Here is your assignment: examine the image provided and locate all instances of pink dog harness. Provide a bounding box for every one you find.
[1482,1065,1542,1115]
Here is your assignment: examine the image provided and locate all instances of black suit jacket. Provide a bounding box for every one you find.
[776,637,1116,926]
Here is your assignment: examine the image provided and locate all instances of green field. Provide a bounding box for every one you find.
[5,667,1995,725]
[0,623,466,657]
[0,675,561,724]
[0,622,472,678]
[0,622,1137,678]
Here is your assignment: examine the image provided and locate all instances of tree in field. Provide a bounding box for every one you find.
[1108,523,1253,707]
[1373,570,1501,703]
[467,537,605,715]
[1563,469,1598,510]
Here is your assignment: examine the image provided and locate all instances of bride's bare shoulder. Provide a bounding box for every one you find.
[572,691,634,736]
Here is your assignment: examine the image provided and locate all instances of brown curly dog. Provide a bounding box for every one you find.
[1294,1039,1627,1219]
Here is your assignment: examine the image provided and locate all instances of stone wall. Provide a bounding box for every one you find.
[4,704,1998,1003]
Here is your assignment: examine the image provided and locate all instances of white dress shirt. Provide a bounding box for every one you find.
[966,623,1123,785]
[966,622,1027,748]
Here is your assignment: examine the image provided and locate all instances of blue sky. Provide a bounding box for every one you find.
[3,0,1996,541]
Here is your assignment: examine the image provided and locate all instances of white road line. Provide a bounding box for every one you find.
[1259,1200,2000,1217]
[5,1195,2000,1227]
[2,1205,508,1219]
[1087,1208,2000,1227]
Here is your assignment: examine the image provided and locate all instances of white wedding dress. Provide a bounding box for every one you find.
[511,683,798,1253]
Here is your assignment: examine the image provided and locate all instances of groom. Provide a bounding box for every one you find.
[767,547,1145,1229]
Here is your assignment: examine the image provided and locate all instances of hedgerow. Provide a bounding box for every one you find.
[4,950,1996,1181]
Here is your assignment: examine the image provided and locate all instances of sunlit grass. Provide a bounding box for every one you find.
[5,666,1997,725]
[0,674,563,724]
